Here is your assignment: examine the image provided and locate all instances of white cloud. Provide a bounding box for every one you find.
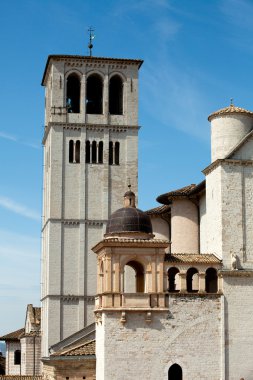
[0,196,40,221]
[0,130,41,150]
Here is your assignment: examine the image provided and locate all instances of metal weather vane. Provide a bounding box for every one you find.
[88,27,95,57]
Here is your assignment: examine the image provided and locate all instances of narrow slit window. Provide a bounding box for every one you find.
[69,140,74,163]
[86,141,90,163]
[98,141,103,164]
[115,142,120,165]
[75,140,80,163]
[14,350,21,365]
[109,141,113,165]
[92,141,97,163]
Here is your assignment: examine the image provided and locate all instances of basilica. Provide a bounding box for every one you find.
[2,52,253,380]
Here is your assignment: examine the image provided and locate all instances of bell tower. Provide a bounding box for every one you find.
[40,54,143,356]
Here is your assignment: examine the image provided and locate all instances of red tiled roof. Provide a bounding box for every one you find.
[146,204,171,215]
[208,104,253,121]
[52,340,95,357]
[165,253,221,264]
[0,328,24,341]
[157,181,205,205]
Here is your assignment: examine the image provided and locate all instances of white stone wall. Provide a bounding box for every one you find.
[20,336,41,375]
[223,274,253,380]
[201,165,223,258]
[5,342,21,375]
[96,296,222,380]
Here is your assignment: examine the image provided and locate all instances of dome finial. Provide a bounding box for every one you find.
[230,98,234,107]
[124,181,136,208]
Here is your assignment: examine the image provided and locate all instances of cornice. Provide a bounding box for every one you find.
[219,269,253,277]
[202,158,253,176]
[41,218,106,232]
[92,238,170,253]
[42,123,140,144]
[41,294,95,302]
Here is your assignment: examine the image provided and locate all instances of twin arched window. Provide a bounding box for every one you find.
[66,73,123,115]
[69,140,80,163]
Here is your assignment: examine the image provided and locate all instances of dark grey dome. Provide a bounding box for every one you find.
[106,207,153,235]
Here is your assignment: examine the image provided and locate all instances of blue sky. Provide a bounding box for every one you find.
[1,0,253,335]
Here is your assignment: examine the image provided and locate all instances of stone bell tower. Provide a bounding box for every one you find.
[40,54,143,356]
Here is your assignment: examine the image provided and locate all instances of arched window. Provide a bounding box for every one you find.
[168,267,180,292]
[92,141,97,163]
[186,267,199,292]
[86,74,103,114]
[205,268,218,293]
[168,363,182,380]
[69,140,74,163]
[124,261,144,293]
[109,75,123,115]
[75,140,80,163]
[98,141,103,164]
[109,141,113,165]
[86,141,90,163]
[115,142,120,165]
[14,350,21,365]
[66,74,81,113]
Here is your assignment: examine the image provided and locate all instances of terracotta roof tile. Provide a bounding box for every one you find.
[165,253,221,264]
[52,340,95,357]
[146,204,171,215]
[157,181,205,205]
[0,328,24,341]
[208,104,253,121]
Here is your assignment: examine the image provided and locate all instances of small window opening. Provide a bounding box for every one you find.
[168,363,182,380]
[186,267,199,293]
[69,140,74,163]
[86,74,103,114]
[124,260,144,293]
[205,268,218,293]
[66,74,80,113]
[109,141,113,165]
[109,75,123,115]
[75,140,80,163]
[86,141,90,163]
[14,350,21,365]
[92,141,97,163]
[115,142,120,165]
[98,141,103,164]
[168,267,180,292]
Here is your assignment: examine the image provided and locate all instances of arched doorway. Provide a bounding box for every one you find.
[168,363,182,380]
[205,267,218,293]
[168,267,180,292]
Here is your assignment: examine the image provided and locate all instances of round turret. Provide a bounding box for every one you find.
[208,103,253,162]
[105,189,153,238]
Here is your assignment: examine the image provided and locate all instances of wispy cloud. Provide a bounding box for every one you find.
[0,130,40,150]
[141,60,210,141]
[220,0,253,31]
[0,131,17,142]
[0,196,40,221]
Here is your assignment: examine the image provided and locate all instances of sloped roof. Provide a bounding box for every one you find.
[208,104,253,122]
[164,253,221,264]
[52,339,95,357]
[157,181,205,205]
[0,328,24,341]
[146,204,171,215]
[225,129,253,159]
